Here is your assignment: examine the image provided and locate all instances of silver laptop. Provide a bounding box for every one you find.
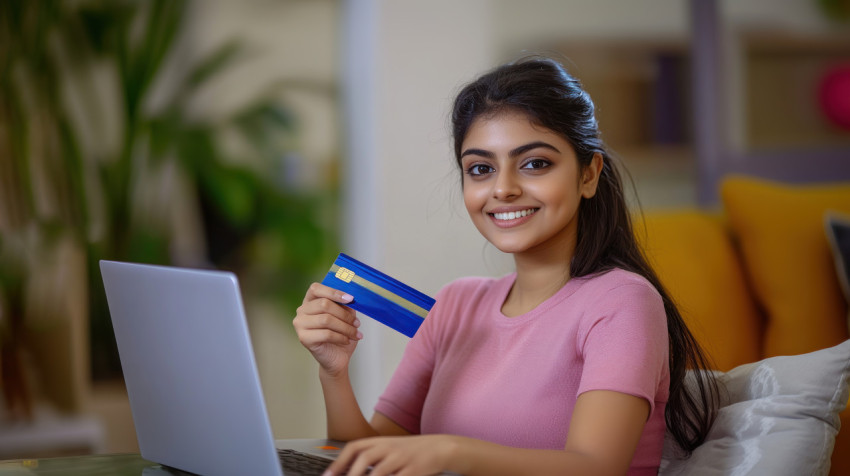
[100,260,345,476]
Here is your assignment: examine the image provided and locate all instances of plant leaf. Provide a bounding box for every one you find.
[186,39,244,91]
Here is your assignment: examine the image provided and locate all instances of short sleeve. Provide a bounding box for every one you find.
[373,285,448,433]
[576,282,669,413]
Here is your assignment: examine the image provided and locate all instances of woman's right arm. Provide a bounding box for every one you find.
[293,283,409,441]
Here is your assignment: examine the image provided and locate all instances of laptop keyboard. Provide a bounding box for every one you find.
[278,448,334,476]
[278,448,374,476]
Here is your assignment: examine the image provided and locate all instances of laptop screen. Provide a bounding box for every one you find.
[100,261,283,476]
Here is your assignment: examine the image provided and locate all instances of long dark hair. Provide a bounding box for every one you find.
[451,56,719,453]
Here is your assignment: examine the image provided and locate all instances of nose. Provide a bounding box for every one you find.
[493,170,521,201]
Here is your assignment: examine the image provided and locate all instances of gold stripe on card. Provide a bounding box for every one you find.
[329,264,429,318]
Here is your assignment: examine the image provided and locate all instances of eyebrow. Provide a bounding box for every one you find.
[460,141,561,160]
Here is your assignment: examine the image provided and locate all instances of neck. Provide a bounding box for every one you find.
[503,240,575,316]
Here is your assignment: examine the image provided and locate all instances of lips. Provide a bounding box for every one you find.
[488,207,539,228]
[490,208,537,220]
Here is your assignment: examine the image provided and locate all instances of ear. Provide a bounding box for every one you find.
[580,153,604,199]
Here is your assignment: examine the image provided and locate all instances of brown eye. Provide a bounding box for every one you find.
[466,164,494,176]
[521,158,550,170]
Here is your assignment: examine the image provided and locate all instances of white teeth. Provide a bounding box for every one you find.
[492,209,537,220]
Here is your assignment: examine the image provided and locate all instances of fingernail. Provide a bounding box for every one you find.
[340,293,354,303]
[322,471,333,476]
[356,331,363,340]
[353,318,361,328]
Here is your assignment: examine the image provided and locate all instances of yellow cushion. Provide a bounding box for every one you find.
[721,176,850,358]
[636,210,762,370]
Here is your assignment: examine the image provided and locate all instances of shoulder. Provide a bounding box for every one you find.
[416,275,510,345]
[435,274,511,301]
[574,269,669,363]
[426,274,512,327]
[572,269,667,336]
[575,268,662,304]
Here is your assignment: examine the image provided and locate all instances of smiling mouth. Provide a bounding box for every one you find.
[489,208,539,221]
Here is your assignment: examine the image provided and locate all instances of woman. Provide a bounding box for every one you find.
[293,56,719,476]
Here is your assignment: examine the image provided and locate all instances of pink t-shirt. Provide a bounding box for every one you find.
[374,268,670,475]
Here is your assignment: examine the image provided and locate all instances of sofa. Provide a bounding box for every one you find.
[636,175,850,474]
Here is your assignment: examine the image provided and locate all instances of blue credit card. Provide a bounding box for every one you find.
[320,253,435,338]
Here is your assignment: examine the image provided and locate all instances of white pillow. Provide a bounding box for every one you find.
[660,339,850,476]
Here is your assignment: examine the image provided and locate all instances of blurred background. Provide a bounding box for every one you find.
[0,0,848,459]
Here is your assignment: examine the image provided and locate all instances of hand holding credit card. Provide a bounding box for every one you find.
[321,253,435,337]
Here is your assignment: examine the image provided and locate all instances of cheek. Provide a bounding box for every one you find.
[527,180,563,202]
[528,179,580,213]
[462,181,486,213]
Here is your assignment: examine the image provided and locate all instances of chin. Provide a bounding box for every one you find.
[488,240,535,255]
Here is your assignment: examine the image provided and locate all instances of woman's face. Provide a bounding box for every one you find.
[459,111,600,258]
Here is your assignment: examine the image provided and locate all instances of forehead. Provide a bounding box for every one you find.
[462,111,570,150]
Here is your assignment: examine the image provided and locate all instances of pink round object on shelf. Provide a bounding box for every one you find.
[818,64,850,131]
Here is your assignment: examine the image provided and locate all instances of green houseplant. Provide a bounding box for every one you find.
[0,0,338,414]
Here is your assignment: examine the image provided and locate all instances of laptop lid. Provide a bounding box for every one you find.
[100,260,283,476]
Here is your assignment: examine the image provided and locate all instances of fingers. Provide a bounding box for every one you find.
[294,283,362,347]
[326,440,375,476]
[297,283,357,324]
[297,316,362,346]
[325,436,453,476]
[304,282,354,306]
[325,439,405,476]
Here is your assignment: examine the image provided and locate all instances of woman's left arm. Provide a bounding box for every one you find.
[324,390,650,476]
